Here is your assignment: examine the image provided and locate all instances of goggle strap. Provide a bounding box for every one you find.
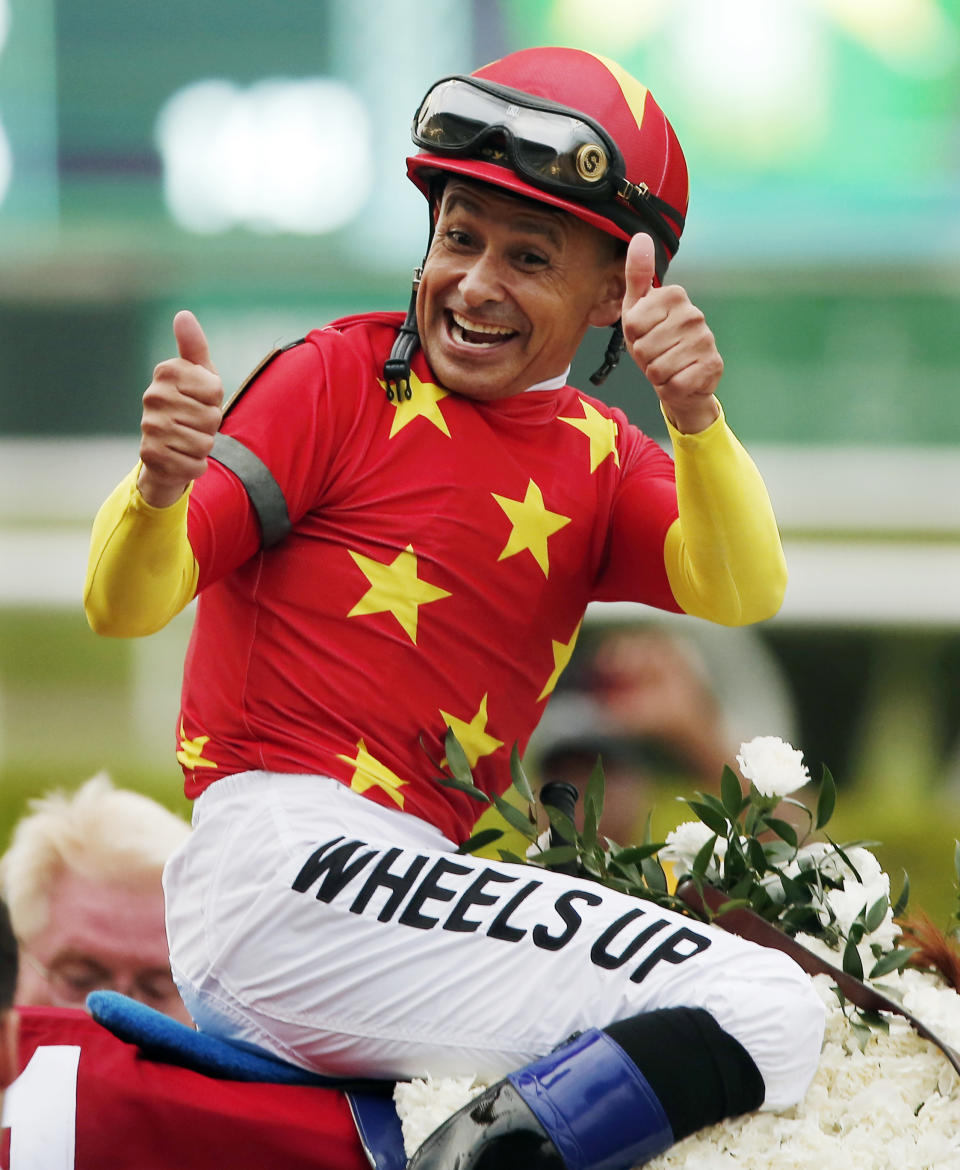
[615,181,682,257]
[618,181,685,232]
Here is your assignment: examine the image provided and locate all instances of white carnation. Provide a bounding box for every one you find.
[790,843,899,956]
[660,821,727,878]
[737,735,810,798]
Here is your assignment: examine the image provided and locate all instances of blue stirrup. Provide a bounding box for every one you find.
[87,991,406,1170]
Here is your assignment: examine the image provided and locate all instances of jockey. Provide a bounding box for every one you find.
[84,46,824,1170]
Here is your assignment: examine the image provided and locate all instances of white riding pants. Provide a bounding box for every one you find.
[163,771,825,1111]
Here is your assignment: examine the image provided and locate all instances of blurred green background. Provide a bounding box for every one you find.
[1,0,959,924]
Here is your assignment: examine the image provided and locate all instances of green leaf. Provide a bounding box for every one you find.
[856,1009,890,1035]
[727,873,756,902]
[864,895,889,935]
[713,897,752,917]
[685,799,729,837]
[762,839,796,867]
[509,744,535,803]
[584,757,605,835]
[543,805,579,848]
[826,837,863,883]
[580,850,606,881]
[640,855,668,894]
[722,843,747,884]
[492,794,538,840]
[780,905,824,936]
[849,1020,872,1052]
[779,871,812,905]
[434,774,491,803]
[444,726,475,786]
[815,765,836,830]
[455,828,504,855]
[842,937,864,981]
[764,817,799,848]
[531,845,579,868]
[720,765,744,819]
[868,947,918,979]
[748,886,777,918]
[609,843,666,865]
[954,839,960,884]
[497,849,529,865]
[891,871,910,919]
[746,838,768,875]
[580,759,603,853]
[692,833,719,878]
[693,791,733,823]
[607,858,643,887]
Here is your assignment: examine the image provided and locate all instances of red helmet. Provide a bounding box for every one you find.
[407,46,689,281]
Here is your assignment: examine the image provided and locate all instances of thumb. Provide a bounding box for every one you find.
[173,309,216,372]
[623,233,656,310]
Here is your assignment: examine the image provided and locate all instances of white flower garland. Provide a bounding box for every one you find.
[648,966,960,1169]
[400,736,960,1166]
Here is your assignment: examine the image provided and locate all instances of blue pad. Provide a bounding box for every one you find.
[87,990,335,1084]
[508,1028,674,1170]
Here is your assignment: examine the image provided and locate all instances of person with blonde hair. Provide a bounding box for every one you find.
[0,773,191,1022]
[0,892,371,1168]
[0,898,17,1109]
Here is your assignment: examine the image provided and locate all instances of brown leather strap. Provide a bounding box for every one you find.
[678,881,960,1078]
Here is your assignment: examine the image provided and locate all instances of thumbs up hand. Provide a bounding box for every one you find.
[620,234,722,434]
[138,311,224,507]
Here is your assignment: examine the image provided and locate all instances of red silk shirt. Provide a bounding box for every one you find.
[177,312,681,842]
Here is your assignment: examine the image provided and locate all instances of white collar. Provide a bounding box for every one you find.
[524,366,571,393]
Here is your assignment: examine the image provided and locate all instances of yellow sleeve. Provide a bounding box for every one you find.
[662,405,786,626]
[83,465,200,637]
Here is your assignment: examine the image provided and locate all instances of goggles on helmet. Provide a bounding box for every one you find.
[412,75,683,257]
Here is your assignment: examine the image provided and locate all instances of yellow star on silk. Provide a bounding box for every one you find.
[176,719,218,769]
[379,371,451,438]
[439,693,504,769]
[347,544,451,644]
[338,739,408,808]
[491,479,571,578]
[537,619,583,701]
[559,398,620,473]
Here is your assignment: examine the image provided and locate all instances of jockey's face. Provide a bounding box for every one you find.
[417,179,625,400]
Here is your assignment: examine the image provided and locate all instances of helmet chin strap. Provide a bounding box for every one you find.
[590,320,624,386]
[384,194,442,400]
[382,273,422,402]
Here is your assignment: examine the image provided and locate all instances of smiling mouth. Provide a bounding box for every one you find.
[447,310,518,347]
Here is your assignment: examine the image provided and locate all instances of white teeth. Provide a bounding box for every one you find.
[451,311,514,339]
